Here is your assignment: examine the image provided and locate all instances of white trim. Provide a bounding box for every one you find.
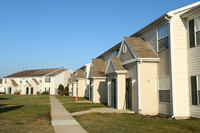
[93,80,95,103]
[92,77,107,79]
[122,59,137,65]
[122,58,160,65]
[137,62,141,113]
[105,58,111,74]
[117,74,119,109]
[117,38,125,58]
[169,17,176,118]
[167,2,200,16]
[196,75,199,106]
[138,58,160,62]
[107,79,110,106]
[115,70,127,74]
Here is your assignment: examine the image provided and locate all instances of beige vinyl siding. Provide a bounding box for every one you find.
[94,79,107,103]
[140,62,158,115]
[171,13,190,118]
[77,79,86,97]
[188,40,200,118]
[188,46,200,75]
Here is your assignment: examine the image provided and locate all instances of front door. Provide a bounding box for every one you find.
[111,79,116,108]
[126,78,132,109]
[26,87,29,95]
[31,87,33,94]
[8,87,11,94]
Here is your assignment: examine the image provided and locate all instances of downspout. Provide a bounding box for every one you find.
[137,59,142,113]
[165,14,176,118]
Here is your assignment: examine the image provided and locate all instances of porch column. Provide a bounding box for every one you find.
[117,73,126,110]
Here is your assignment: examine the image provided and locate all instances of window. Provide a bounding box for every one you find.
[191,75,200,105]
[20,78,22,83]
[157,23,169,52]
[45,77,51,83]
[159,76,170,103]
[5,79,7,83]
[189,16,200,48]
[40,78,42,83]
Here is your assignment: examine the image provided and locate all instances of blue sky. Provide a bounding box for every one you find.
[0,0,199,78]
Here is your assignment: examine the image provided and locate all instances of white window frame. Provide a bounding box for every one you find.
[188,14,200,48]
[156,23,169,53]
[158,76,171,104]
[197,75,200,106]
[45,77,51,83]
[194,16,200,47]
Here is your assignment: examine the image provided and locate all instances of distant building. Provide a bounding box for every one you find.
[2,68,72,95]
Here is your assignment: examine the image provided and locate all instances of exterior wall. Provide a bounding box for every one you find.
[93,78,107,103]
[119,41,135,63]
[72,82,77,96]
[117,74,126,109]
[1,70,71,95]
[68,83,72,96]
[0,84,2,92]
[125,63,138,112]
[187,13,200,118]
[171,13,190,118]
[140,62,158,115]
[77,79,86,97]
[84,63,91,98]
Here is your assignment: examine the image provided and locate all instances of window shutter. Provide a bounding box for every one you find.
[189,19,195,48]
[191,76,197,105]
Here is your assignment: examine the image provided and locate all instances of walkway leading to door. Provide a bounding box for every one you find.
[49,96,88,133]
[71,107,134,116]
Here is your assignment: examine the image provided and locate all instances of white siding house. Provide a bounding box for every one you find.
[2,68,72,95]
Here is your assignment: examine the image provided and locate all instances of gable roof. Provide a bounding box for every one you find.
[4,68,61,78]
[11,79,18,86]
[90,59,107,77]
[124,37,158,58]
[70,73,76,82]
[46,69,66,76]
[110,57,126,70]
[68,78,71,83]
[96,42,121,59]
[76,69,85,78]
[105,57,127,74]
[32,78,39,84]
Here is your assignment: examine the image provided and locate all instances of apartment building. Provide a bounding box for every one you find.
[2,68,72,95]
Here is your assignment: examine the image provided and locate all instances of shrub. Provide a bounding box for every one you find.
[42,91,49,95]
[60,91,68,96]
[58,84,64,94]
[14,91,20,95]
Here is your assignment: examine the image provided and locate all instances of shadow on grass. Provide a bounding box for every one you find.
[0,104,8,107]
[0,105,24,114]
[0,97,11,100]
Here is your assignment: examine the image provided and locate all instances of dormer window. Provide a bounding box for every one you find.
[189,16,200,48]
[157,23,169,52]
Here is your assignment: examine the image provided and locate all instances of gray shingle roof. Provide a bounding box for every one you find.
[124,37,158,58]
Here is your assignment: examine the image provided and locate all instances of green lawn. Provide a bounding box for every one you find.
[56,96,105,113]
[0,95,54,133]
[76,113,200,133]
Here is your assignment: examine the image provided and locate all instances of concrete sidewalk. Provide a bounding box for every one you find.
[71,107,134,116]
[49,96,87,133]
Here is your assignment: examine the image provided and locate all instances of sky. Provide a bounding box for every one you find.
[0,0,199,78]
